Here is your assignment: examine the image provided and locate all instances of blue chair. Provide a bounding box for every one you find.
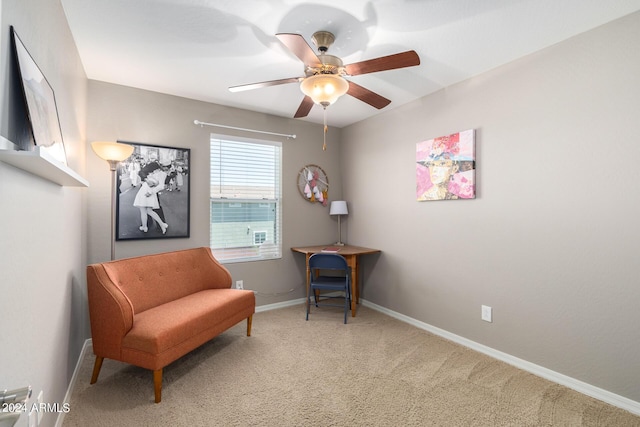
[306,253,351,324]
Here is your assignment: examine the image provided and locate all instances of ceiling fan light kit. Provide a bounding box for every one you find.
[229,30,420,148]
[300,74,349,107]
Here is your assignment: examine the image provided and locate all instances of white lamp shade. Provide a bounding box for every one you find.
[91,141,134,162]
[330,200,348,215]
[300,74,349,106]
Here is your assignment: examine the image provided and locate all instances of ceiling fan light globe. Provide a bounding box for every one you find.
[300,74,348,106]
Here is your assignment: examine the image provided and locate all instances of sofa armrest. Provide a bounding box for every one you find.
[86,264,135,359]
[202,247,233,289]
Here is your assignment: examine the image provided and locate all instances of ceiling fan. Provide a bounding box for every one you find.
[229,31,421,119]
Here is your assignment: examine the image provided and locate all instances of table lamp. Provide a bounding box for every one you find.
[329,200,348,246]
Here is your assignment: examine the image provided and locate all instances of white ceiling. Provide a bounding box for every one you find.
[61,0,640,128]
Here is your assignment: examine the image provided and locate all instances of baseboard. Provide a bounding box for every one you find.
[55,338,92,427]
[255,297,306,313]
[361,299,640,416]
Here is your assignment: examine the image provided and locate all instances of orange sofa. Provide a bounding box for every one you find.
[86,247,255,403]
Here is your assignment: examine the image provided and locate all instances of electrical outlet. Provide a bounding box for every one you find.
[235,280,244,290]
[481,305,492,322]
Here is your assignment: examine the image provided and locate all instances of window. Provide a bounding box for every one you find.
[210,136,282,263]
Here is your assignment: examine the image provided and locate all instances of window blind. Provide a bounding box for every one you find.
[210,137,282,263]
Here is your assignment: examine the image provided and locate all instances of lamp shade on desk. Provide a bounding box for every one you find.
[329,200,348,216]
[329,201,348,245]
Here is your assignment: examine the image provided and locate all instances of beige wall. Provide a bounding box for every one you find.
[86,81,343,306]
[342,12,640,403]
[0,0,88,426]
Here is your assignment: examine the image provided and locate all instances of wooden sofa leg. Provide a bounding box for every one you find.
[154,369,162,403]
[247,315,253,337]
[90,356,104,384]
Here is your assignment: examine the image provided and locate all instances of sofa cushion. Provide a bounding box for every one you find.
[122,289,254,355]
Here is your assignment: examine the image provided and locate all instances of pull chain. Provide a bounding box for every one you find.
[323,106,328,151]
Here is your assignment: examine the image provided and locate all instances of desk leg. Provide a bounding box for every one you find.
[305,253,311,304]
[345,255,358,317]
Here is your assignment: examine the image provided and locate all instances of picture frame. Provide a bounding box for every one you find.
[115,141,190,240]
[11,26,67,165]
[416,129,476,201]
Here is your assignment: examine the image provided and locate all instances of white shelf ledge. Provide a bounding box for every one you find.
[0,144,89,187]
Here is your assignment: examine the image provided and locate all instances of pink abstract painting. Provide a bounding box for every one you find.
[416,129,475,201]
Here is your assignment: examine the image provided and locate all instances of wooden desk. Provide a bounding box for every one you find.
[291,245,380,317]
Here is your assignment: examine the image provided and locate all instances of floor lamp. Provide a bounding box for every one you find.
[329,200,348,246]
[91,141,134,260]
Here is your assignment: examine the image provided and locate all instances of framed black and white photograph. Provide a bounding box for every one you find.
[115,141,190,240]
[11,26,67,165]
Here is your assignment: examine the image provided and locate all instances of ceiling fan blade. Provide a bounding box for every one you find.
[229,77,301,92]
[276,33,322,68]
[345,50,420,76]
[347,81,391,109]
[294,96,314,118]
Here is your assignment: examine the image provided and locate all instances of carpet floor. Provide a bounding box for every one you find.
[62,304,640,426]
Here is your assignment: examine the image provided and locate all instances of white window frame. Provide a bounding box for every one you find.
[209,135,282,263]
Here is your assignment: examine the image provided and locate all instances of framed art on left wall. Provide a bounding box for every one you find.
[115,141,190,240]
[11,26,67,165]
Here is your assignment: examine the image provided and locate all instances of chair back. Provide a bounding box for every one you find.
[307,253,351,323]
[309,253,349,276]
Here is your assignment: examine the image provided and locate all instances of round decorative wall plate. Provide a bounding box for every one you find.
[298,164,328,205]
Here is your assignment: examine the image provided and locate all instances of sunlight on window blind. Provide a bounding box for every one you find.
[210,137,282,263]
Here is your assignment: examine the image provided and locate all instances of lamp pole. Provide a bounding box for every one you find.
[91,141,135,261]
[107,160,118,260]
